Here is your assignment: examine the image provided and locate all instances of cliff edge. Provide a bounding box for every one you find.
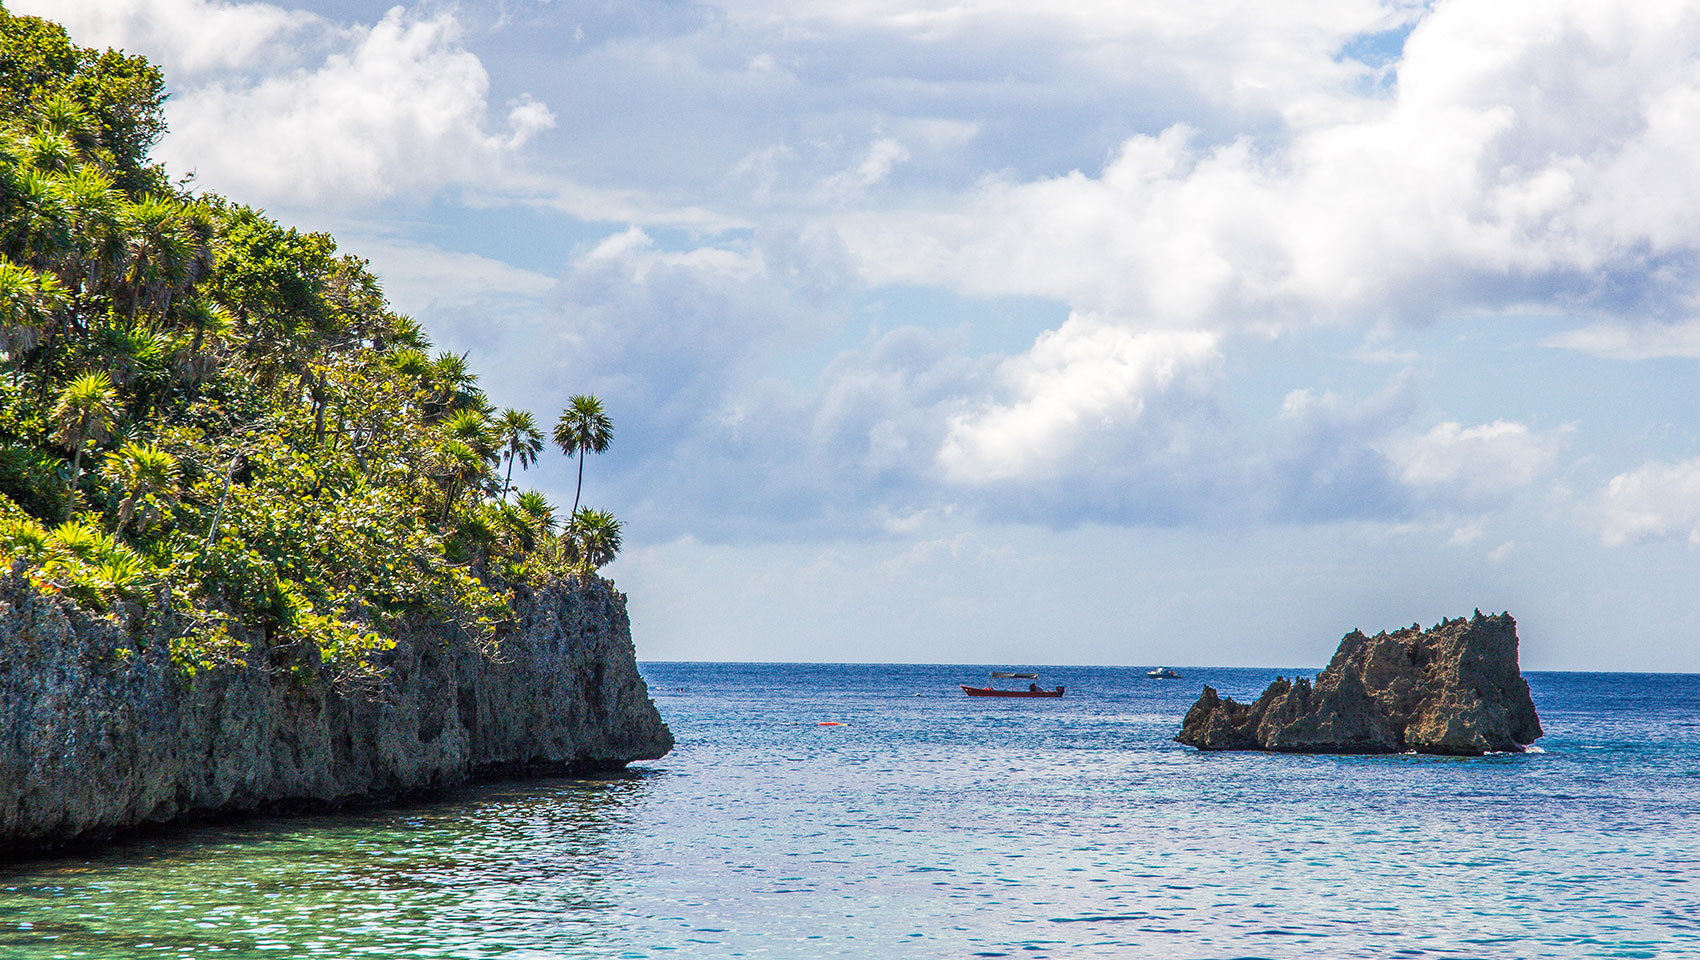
[1175,611,1542,756]
[0,567,672,854]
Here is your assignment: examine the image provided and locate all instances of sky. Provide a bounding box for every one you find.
[20,0,1700,670]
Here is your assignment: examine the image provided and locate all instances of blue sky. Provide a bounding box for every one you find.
[27,0,1700,670]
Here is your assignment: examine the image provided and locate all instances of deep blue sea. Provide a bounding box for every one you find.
[3,664,1699,959]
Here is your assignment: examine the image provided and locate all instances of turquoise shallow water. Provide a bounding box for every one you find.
[3,664,1699,959]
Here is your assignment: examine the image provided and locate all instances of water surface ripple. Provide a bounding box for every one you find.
[3,665,1697,958]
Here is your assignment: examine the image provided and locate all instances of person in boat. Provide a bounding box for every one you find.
[1029,683,1040,692]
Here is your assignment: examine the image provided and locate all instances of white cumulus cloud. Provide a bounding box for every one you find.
[21,0,557,210]
[1380,420,1565,505]
[938,316,1219,484]
[831,1,1700,346]
[1593,457,1700,547]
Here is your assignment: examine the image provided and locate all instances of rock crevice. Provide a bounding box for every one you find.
[0,568,672,854]
[1175,611,1542,755]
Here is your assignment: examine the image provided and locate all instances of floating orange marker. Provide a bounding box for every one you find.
[816,721,846,726]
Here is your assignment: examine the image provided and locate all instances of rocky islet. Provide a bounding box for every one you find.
[1175,611,1542,755]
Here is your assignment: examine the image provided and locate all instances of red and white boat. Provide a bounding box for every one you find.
[961,672,1064,698]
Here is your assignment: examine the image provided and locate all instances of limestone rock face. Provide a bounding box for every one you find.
[0,567,672,854]
[1175,612,1542,756]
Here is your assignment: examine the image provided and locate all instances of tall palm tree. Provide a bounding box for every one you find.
[496,408,543,502]
[104,440,179,536]
[552,394,613,516]
[435,438,485,524]
[52,371,118,520]
[564,507,622,586]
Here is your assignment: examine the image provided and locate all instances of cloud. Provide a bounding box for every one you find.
[1544,321,1700,361]
[828,1,1700,341]
[1593,457,1700,547]
[12,0,325,75]
[723,0,1418,120]
[340,236,556,315]
[1379,419,1566,506]
[821,136,912,197]
[455,221,1573,536]
[158,6,553,207]
[21,0,556,210]
[938,316,1219,484]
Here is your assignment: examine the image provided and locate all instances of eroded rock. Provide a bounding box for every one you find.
[0,566,672,854]
[1175,611,1542,756]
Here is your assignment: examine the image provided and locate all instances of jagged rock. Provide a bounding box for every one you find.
[1175,611,1542,756]
[0,566,672,854]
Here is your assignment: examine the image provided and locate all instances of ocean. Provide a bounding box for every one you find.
[3,663,1698,959]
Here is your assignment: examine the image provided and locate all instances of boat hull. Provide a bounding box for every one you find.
[961,685,1064,698]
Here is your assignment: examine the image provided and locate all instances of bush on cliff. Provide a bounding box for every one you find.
[0,6,614,683]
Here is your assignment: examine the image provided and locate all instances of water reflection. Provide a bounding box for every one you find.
[0,772,658,959]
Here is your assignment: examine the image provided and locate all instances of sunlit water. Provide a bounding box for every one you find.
[4,665,1699,959]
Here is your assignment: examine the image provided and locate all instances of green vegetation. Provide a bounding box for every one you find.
[0,7,623,682]
[553,393,613,516]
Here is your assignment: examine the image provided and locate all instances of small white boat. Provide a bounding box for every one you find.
[1146,666,1180,679]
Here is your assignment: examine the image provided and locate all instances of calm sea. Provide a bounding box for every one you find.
[3,664,1698,959]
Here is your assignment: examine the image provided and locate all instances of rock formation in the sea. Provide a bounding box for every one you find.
[1175,611,1542,756]
[0,566,672,854]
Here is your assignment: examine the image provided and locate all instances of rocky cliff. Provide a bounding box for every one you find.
[1175,611,1542,755]
[0,566,672,854]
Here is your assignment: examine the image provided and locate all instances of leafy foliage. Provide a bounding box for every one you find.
[0,8,624,684]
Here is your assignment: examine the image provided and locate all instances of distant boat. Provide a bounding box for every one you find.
[1147,667,1180,679]
[962,672,1064,697]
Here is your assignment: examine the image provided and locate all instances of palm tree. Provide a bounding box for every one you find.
[428,351,480,419]
[168,297,230,384]
[104,440,179,536]
[563,507,622,586]
[495,408,543,501]
[52,371,118,520]
[36,94,101,158]
[443,407,493,453]
[0,261,64,374]
[552,394,613,516]
[4,167,72,273]
[435,438,485,524]
[515,490,556,536]
[121,195,192,318]
[25,131,76,174]
[57,165,123,300]
[384,314,431,352]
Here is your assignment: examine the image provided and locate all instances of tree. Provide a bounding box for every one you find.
[56,164,124,304]
[0,8,169,190]
[121,194,192,318]
[0,260,64,373]
[51,370,118,520]
[495,408,542,502]
[103,440,178,536]
[552,394,613,516]
[563,507,622,586]
[514,489,556,537]
[435,438,485,524]
[427,351,480,419]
